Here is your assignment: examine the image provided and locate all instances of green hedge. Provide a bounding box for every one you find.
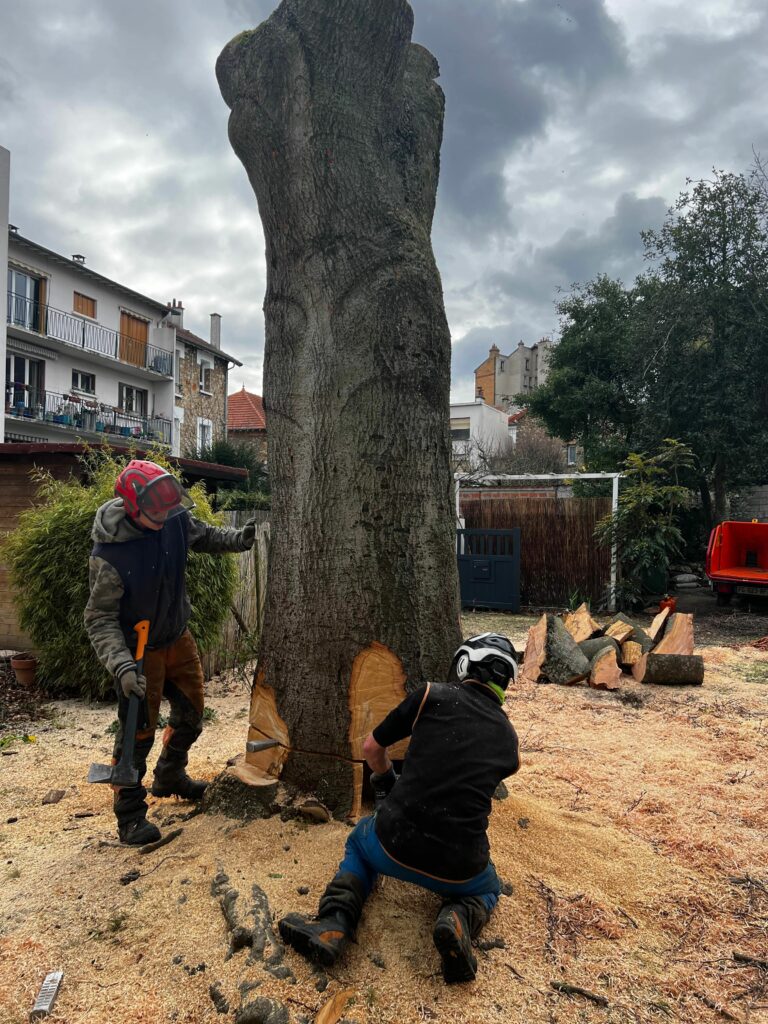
[2,448,238,700]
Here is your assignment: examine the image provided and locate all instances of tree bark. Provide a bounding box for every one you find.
[635,654,704,686]
[217,0,461,815]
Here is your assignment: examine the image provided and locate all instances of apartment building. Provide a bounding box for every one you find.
[170,303,241,457]
[4,227,241,455]
[474,338,554,411]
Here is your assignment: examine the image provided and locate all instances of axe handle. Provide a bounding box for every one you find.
[116,693,140,779]
[116,620,151,781]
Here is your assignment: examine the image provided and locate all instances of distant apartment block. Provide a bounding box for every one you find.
[4,227,241,456]
[474,338,553,411]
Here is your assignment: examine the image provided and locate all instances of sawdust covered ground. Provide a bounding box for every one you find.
[1,616,767,1024]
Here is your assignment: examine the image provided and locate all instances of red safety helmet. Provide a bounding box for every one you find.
[115,460,193,524]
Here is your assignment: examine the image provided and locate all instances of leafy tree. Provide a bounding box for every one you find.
[595,440,695,607]
[2,448,238,699]
[639,170,768,523]
[524,275,644,469]
[526,169,768,529]
[465,417,566,474]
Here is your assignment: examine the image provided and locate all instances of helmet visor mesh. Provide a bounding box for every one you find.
[135,475,194,521]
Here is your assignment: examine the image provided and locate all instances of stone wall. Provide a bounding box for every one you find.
[734,486,768,522]
[176,345,228,455]
[229,429,268,463]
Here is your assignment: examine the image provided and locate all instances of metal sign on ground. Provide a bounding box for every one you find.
[454,472,624,613]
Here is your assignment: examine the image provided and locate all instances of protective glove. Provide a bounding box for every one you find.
[241,517,258,549]
[371,766,398,808]
[117,666,147,700]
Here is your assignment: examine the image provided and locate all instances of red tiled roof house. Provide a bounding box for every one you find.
[227,386,267,462]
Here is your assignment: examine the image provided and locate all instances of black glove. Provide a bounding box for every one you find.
[371,766,398,808]
[241,517,258,548]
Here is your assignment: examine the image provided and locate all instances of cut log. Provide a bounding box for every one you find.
[541,615,591,685]
[520,614,548,684]
[620,641,643,668]
[605,617,636,644]
[653,613,694,656]
[562,603,602,644]
[578,636,620,661]
[636,653,704,686]
[648,606,671,645]
[589,647,621,691]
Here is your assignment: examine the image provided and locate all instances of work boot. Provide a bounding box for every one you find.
[151,752,208,800]
[278,911,353,967]
[433,897,489,984]
[118,817,161,846]
[279,871,366,967]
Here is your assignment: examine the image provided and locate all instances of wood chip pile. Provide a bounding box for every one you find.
[520,604,704,691]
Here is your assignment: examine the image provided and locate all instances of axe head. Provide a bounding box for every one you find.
[87,761,139,787]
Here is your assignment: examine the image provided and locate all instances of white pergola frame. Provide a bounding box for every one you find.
[455,472,624,613]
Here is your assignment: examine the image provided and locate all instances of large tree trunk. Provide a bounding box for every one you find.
[217,0,461,815]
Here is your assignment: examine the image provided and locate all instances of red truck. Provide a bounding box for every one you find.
[706,520,768,604]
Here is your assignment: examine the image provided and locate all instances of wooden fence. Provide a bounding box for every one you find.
[460,493,612,607]
[202,510,270,679]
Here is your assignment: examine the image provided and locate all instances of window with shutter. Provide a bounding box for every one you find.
[73,292,96,318]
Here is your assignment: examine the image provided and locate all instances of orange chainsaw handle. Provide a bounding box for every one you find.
[133,620,150,666]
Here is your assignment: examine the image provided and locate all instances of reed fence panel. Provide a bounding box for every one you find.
[460,493,611,607]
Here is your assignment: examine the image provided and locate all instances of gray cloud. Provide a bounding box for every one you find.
[2,0,767,406]
[415,0,627,232]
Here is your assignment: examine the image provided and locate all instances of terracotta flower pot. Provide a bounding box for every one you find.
[10,653,37,687]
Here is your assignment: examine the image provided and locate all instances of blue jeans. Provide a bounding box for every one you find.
[337,815,500,913]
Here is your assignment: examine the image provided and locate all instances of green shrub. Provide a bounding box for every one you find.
[2,447,238,700]
[214,488,271,512]
[189,439,270,493]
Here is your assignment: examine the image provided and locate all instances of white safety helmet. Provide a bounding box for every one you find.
[450,632,518,690]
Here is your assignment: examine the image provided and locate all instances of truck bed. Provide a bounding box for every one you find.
[706,520,768,588]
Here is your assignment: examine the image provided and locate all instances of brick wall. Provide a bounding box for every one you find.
[474,353,496,406]
[176,345,228,455]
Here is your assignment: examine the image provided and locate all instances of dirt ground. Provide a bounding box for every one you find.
[1,601,767,1024]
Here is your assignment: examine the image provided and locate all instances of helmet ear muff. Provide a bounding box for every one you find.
[455,653,470,681]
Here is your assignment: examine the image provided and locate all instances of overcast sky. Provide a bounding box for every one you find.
[2,0,767,401]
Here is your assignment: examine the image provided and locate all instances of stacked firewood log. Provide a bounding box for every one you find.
[520,604,703,691]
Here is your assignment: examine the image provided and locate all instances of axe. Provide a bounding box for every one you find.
[88,619,150,787]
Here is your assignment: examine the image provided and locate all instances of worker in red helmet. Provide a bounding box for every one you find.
[84,459,259,846]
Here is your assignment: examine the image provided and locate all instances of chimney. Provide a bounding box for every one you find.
[72,254,86,264]
[210,312,221,349]
[166,298,184,329]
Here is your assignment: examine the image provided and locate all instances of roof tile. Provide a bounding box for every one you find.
[228,387,266,431]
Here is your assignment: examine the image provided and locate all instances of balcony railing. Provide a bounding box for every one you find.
[7,292,173,377]
[4,383,172,446]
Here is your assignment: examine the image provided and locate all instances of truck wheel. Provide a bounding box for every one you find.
[716,592,732,606]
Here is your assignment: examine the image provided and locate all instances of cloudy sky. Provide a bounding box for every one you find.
[2,0,767,401]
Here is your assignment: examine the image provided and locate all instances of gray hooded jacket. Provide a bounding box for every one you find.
[84,498,253,680]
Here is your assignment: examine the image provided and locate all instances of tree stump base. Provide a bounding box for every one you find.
[203,765,280,822]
